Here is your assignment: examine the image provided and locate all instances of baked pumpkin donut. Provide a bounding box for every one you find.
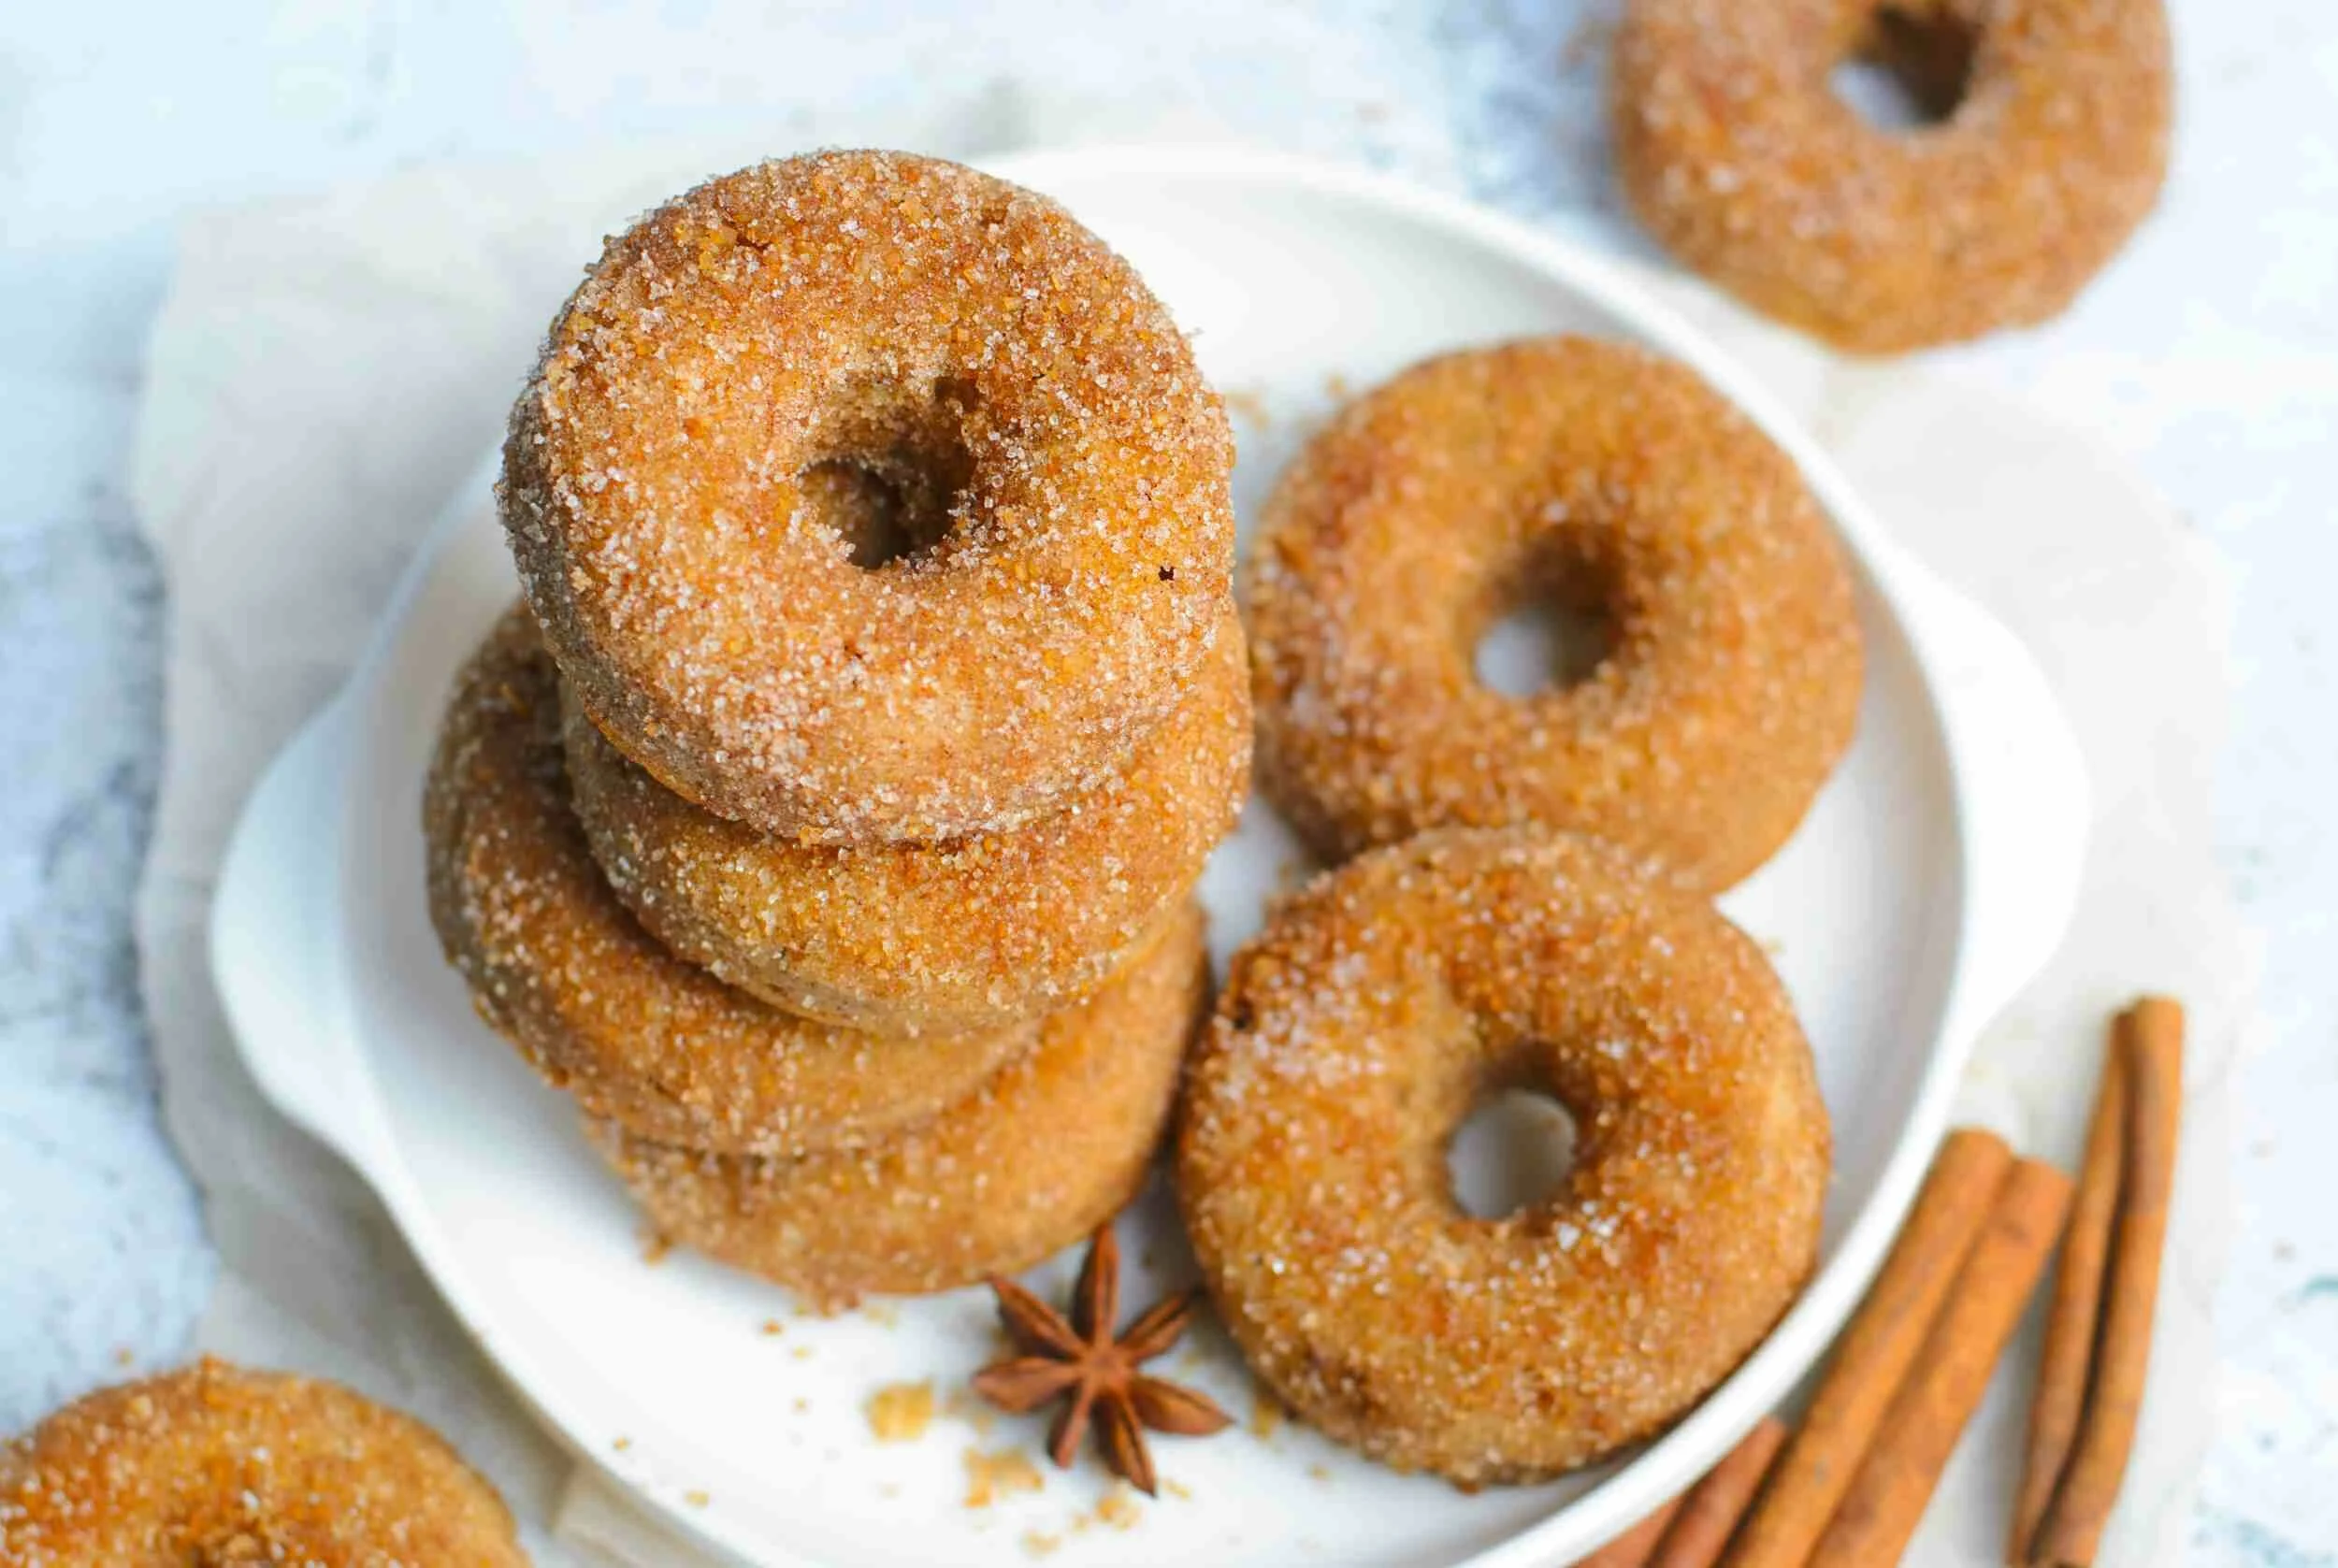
[1176,829,1829,1484]
[1613,0,2172,352]
[562,614,1249,1036]
[593,900,1207,1310]
[502,149,1236,843]
[0,1359,525,1565]
[425,606,1029,1157]
[1247,338,1861,888]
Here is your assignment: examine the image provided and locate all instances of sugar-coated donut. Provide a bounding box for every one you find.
[1613,0,2172,352]
[562,615,1249,1036]
[502,149,1236,842]
[1176,829,1829,1484]
[425,606,1029,1156]
[1247,338,1861,889]
[0,1359,525,1565]
[593,900,1207,1310]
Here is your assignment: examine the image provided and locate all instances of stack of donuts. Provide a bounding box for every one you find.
[425,150,1244,1309]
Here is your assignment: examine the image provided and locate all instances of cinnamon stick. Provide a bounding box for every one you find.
[2009,1025,2129,1563]
[1808,1158,2074,1568]
[2029,997,2185,1567]
[1576,1498,1685,1568]
[1647,1417,1788,1568]
[1721,1128,2014,1568]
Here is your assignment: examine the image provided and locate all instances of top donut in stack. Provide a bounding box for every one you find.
[494,149,1244,1038]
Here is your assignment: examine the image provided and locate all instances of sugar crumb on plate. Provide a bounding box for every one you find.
[866,1381,937,1443]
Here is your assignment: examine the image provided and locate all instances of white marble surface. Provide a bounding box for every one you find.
[0,3,2331,1562]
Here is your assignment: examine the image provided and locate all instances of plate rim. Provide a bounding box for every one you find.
[209,144,2086,1567]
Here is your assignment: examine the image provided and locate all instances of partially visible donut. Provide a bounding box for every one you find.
[501,149,1236,842]
[1613,0,2172,352]
[425,606,1029,1157]
[1176,829,1829,1484]
[593,900,1208,1310]
[1247,338,1861,888]
[562,614,1249,1036]
[0,1359,525,1565]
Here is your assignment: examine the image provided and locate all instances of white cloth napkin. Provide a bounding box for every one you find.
[132,116,2248,1567]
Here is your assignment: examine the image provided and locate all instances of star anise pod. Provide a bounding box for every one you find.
[970,1223,1233,1496]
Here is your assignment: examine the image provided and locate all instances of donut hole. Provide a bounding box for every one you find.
[1472,554,1620,699]
[797,459,950,569]
[1833,6,1977,130]
[1448,1085,1580,1220]
[794,376,980,569]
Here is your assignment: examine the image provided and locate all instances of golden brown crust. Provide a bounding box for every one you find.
[1612,0,2172,352]
[594,901,1209,1310]
[563,614,1249,1035]
[1175,829,1829,1484]
[0,1359,525,1566]
[501,149,1236,842]
[424,606,1029,1156]
[1246,338,1861,889]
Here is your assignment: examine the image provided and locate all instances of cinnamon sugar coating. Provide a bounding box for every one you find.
[501,149,1235,842]
[563,614,1249,1036]
[425,606,1028,1157]
[1176,830,1829,1484]
[593,901,1208,1311]
[1247,338,1861,888]
[1613,0,2172,352]
[0,1359,525,1566]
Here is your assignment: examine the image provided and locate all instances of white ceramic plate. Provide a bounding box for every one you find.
[211,149,2087,1567]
